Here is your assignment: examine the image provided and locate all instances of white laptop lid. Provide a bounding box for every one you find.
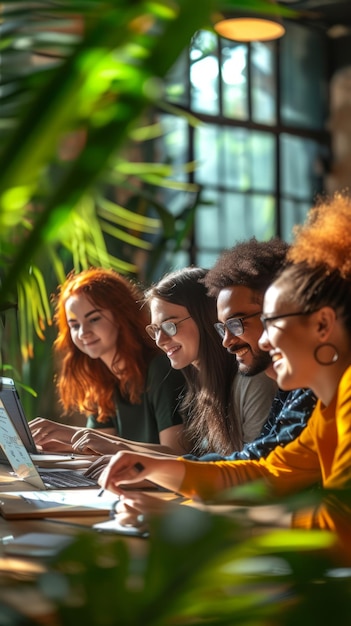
[0,378,97,467]
[0,377,38,458]
[0,396,45,489]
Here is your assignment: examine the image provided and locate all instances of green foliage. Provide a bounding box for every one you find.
[4,504,350,625]
[0,0,298,362]
[0,0,209,391]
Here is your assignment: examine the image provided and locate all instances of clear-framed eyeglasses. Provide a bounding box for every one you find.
[214,311,261,339]
[260,310,318,332]
[146,316,191,340]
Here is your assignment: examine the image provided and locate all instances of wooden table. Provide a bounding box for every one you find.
[0,462,292,624]
[0,463,153,622]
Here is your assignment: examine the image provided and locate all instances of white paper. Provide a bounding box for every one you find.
[13,488,119,510]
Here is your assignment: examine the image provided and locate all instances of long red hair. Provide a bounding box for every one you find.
[53,267,158,422]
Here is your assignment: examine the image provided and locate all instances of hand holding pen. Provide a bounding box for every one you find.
[96,450,184,498]
[97,461,145,498]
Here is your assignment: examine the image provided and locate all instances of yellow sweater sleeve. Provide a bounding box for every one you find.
[179,367,351,537]
[179,407,322,501]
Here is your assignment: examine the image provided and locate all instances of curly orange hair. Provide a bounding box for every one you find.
[288,191,351,279]
[53,267,158,422]
[273,192,351,333]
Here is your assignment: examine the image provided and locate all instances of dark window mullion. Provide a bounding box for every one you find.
[275,37,282,237]
[186,42,197,265]
[247,42,252,122]
[188,122,197,265]
[218,36,224,117]
[217,36,224,252]
[246,42,253,222]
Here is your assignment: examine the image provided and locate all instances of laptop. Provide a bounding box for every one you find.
[0,377,98,489]
[0,377,79,458]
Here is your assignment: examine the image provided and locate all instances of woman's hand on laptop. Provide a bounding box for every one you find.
[29,417,79,452]
[83,454,111,479]
[71,430,129,455]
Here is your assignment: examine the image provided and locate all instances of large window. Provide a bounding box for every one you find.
[154,21,329,272]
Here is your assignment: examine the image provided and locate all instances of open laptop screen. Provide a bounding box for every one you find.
[0,377,37,461]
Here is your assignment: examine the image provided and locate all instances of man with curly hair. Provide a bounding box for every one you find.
[184,237,317,462]
[101,195,351,562]
[98,236,319,537]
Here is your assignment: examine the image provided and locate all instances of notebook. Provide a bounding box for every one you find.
[0,488,118,519]
[0,380,98,490]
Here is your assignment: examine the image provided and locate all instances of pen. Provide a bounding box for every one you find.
[97,462,145,498]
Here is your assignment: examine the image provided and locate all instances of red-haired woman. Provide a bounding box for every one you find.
[29,267,187,455]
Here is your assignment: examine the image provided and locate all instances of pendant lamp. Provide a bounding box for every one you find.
[213,2,286,42]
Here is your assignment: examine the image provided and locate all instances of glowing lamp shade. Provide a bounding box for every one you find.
[214,17,285,42]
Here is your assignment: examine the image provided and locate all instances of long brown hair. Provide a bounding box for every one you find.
[145,267,240,454]
[53,267,158,422]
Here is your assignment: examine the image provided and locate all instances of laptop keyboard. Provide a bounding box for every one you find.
[38,469,98,489]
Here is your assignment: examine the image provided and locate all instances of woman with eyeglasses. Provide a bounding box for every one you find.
[143,266,277,456]
[30,265,276,459]
[98,193,351,562]
[29,267,188,456]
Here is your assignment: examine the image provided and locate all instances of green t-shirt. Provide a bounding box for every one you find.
[86,353,185,443]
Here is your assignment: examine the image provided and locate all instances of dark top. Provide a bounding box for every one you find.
[184,388,317,462]
[86,353,185,443]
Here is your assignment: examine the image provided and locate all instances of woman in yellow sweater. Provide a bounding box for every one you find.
[99,192,351,560]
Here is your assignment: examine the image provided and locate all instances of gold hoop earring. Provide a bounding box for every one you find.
[314,343,339,366]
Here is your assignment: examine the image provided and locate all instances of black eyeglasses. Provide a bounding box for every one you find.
[146,316,191,340]
[260,311,317,332]
[214,311,262,339]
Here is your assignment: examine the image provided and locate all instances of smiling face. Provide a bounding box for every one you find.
[65,292,119,370]
[149,297,200,369]
[216,286,273,377]
[258,283,317,391]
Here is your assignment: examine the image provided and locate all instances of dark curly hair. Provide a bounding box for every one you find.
[203,237,289,297]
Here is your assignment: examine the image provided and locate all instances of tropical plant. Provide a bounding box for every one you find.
[0,0,214,410]
[0,0,297,390]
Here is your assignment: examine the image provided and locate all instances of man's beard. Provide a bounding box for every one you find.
[237,350,272,377]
